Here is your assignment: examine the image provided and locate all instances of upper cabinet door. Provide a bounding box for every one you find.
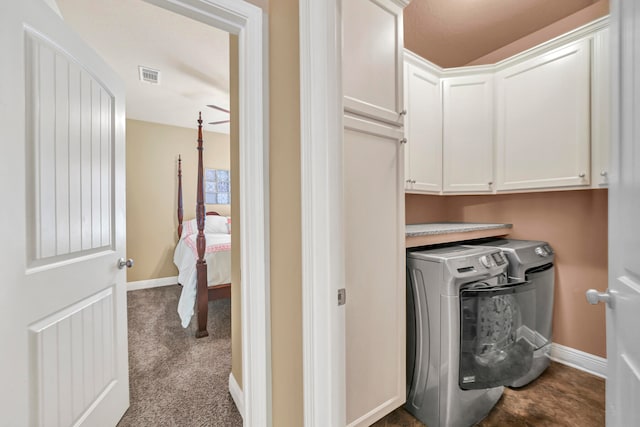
[495,39,591,191]
[442,74,494,193]
[404,61,442,193]
[343,0,405,126]
[591,28,611,188]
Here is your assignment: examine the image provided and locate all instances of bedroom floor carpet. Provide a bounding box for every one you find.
[118,285,242,427]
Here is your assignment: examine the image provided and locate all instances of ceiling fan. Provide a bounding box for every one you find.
[207,104,230,125]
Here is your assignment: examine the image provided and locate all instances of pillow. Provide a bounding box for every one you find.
[181,214,230,237]
[205,214,230,234]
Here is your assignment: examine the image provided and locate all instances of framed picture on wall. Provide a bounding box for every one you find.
[204,168,230,204]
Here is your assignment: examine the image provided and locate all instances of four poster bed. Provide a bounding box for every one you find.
[174,112,231,338]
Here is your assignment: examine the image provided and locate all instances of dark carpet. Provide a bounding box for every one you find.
[118,285,242,427]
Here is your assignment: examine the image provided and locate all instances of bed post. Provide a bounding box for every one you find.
[177,155,184,239]
[195,112,209,338]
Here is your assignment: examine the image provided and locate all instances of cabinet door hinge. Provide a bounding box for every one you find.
[338,288,346,306]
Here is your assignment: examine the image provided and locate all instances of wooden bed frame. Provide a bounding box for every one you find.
[177,113,231,338]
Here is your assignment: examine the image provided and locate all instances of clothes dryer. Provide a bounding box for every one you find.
[406,245,536,427]
[467,239,555,387]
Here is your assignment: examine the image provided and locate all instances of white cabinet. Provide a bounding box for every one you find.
[344,114,405,427]
[591,28,610,188]
[404,61,442,193]
[495,39,592,191]
[343,0,405,125]
[442,74,494,193]
[343,1,408,425]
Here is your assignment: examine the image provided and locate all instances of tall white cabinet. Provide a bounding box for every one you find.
[342,0,408,425]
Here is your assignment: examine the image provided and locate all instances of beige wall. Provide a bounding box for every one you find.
[228,2,304,425]
[406,190,608,358]
[125,119,230,282]
[229,34,242,389]
[466,0,609,66]
[269,0,303,425]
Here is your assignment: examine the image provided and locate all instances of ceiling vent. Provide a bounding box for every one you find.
[138,66,160,84]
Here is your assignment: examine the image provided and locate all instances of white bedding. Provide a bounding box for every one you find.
[174,232,231,327]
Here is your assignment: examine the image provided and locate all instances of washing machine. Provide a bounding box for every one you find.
[467,239,555,387]
[406,245,537,427]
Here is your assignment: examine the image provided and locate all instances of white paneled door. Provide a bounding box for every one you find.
[602,0,640,424]
[0,1,128,426]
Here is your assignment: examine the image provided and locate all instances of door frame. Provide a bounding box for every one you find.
[299,0,346,426]
[144,0,270,425]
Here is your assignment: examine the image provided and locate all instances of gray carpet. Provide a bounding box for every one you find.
[118,285,242,427]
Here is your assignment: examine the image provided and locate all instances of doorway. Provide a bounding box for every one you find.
[54,0,270,424]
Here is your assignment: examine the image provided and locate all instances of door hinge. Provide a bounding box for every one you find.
[338,288,346,306]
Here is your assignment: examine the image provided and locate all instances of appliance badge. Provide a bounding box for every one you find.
[462,375,476,384]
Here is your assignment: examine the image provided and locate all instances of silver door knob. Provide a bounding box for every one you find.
[118,258,134,269]
[600,171,608,176]
[578,172,586,178]
[399,109,407,116]
[586,289,612,307]
[399,138,407,144]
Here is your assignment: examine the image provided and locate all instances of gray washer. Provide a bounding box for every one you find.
[406,245,507,427]
[467,239,555,387]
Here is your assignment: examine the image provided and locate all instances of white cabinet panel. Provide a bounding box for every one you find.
[495,39,591,191]
[443,74,494,193]
[344,114,405,427]
[591,28,610,188]
[404,62,442,193]
[343,0,404,125]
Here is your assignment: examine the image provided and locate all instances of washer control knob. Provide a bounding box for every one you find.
[479,255,491,268]
[535,246,548,257]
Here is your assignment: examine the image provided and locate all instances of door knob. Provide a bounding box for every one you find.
[118,258,134,269]
[586,289,613,307]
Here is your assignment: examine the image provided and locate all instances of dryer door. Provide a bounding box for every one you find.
[459,281,536,390]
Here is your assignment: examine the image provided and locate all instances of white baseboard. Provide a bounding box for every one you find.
[126,276,178,292]
[550,342,607,379]
[229,372,244,420]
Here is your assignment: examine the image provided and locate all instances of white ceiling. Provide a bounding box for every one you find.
[56,0,231,133]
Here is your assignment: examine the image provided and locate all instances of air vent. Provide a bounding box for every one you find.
[138,66,160,84]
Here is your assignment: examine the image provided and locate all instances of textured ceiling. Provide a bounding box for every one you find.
[404,0,598,68]
[56,0,230,133]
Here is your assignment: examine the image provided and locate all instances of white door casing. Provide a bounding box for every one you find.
[605,0,640,424]
[299,0,346,426]
[0,0,128,426]
[141,1,270,425]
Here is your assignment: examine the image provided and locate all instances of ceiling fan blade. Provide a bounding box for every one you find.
[208,120,231,125]
[206,104,230,114]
